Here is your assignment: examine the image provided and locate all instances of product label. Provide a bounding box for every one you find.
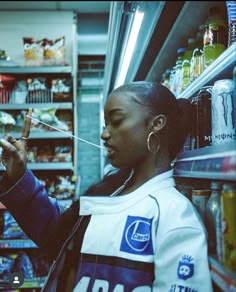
[212,87,235,145]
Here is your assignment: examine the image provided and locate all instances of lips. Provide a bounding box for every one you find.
[104,143,116,159]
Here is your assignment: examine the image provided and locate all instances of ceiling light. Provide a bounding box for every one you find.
[114,9,144,89]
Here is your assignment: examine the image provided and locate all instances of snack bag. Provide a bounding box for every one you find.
[23,37,44,66]
[44,36,66,65]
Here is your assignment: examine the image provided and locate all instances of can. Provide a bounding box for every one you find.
[192,189,211,223]
[191,86,212,149]
[221,183,236,272]
[211,79,235,145]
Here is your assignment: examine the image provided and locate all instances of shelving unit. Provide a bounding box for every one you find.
[173,45,236,292]
[0,11,78,290]
[145,1,236,290]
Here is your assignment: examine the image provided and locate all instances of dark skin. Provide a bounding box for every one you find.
[0,93,170,194]
[101,92,170,194]
[0,108,32,184]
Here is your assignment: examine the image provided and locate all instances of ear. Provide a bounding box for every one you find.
[151,114,167,132]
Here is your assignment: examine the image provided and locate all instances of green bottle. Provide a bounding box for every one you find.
[182,38,195,91]
[203,6,227,68]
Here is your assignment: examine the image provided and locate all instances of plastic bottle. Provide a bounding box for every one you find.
[190,24,205,82]
[169,66,176,96]
[174,47,186,97]
[161,68,171,90]
[226,1,236,46]
[205,181,222,254]
[203,6,227,68]
[182,38,195,91]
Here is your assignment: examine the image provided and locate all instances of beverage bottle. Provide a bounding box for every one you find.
[169,66,176,96]
[205,181,222,254]
[226,1,236,46]
[174,47,186,97]
[161,68,171,90]
[221,183,236,272]
[182,38,195,91]
[203,6,228,68]
[190,24,205,81]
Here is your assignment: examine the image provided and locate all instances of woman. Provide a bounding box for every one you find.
[0,81,213,291]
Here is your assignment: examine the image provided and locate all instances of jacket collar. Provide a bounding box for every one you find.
[79,170,175,215]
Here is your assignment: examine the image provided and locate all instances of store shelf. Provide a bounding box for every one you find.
[178,42,236,100]
[0,162,73,171]
[174,141,236,181]
[0,65,72,74]
[146,1,229,84]
[0,102,73,110]
[209,256,236,291]
[0,239,38,248]
[3,131,73,139]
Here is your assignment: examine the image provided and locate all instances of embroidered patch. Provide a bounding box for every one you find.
[120,215,154,255]
[177,255,194,280]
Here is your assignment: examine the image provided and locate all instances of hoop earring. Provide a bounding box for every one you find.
[147,132,160,154]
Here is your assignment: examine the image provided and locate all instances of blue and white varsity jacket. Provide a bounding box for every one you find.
[0,168,213,292]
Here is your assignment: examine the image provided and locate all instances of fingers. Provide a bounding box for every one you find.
[0,138,17,153]
[21,108,32,140]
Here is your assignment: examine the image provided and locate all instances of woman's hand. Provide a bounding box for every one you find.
[0,109,32,184]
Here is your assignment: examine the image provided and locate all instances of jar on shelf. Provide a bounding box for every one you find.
[203,6,228,68]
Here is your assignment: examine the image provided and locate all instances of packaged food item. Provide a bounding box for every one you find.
[43,36,66,65]
[0,111,16,132]
[0,255,15,281]
[0,74,15,104]
[9,80,28,104]
[12,252,34,279]
[23,37,44,66]
[26,77,51,103]
[211,79,235,145]
[221,183,236,272]
[51,78,72,102]
[1,211,27,239]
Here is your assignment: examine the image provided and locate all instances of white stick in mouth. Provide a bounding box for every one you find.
[26,115,103,149]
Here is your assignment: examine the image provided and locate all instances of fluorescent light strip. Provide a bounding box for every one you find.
[115,10,144,89]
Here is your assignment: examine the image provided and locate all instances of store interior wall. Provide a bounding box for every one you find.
[76,12,109,194]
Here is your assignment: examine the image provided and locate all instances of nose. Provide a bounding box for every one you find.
[101,126,111,141]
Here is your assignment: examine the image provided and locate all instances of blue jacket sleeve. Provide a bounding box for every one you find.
[0,168,62,249]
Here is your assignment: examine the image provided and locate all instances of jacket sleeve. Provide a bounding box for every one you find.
[0,168,67,253]
[153,226,213,291]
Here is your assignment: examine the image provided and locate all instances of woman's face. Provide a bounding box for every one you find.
[101,92,151,168]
